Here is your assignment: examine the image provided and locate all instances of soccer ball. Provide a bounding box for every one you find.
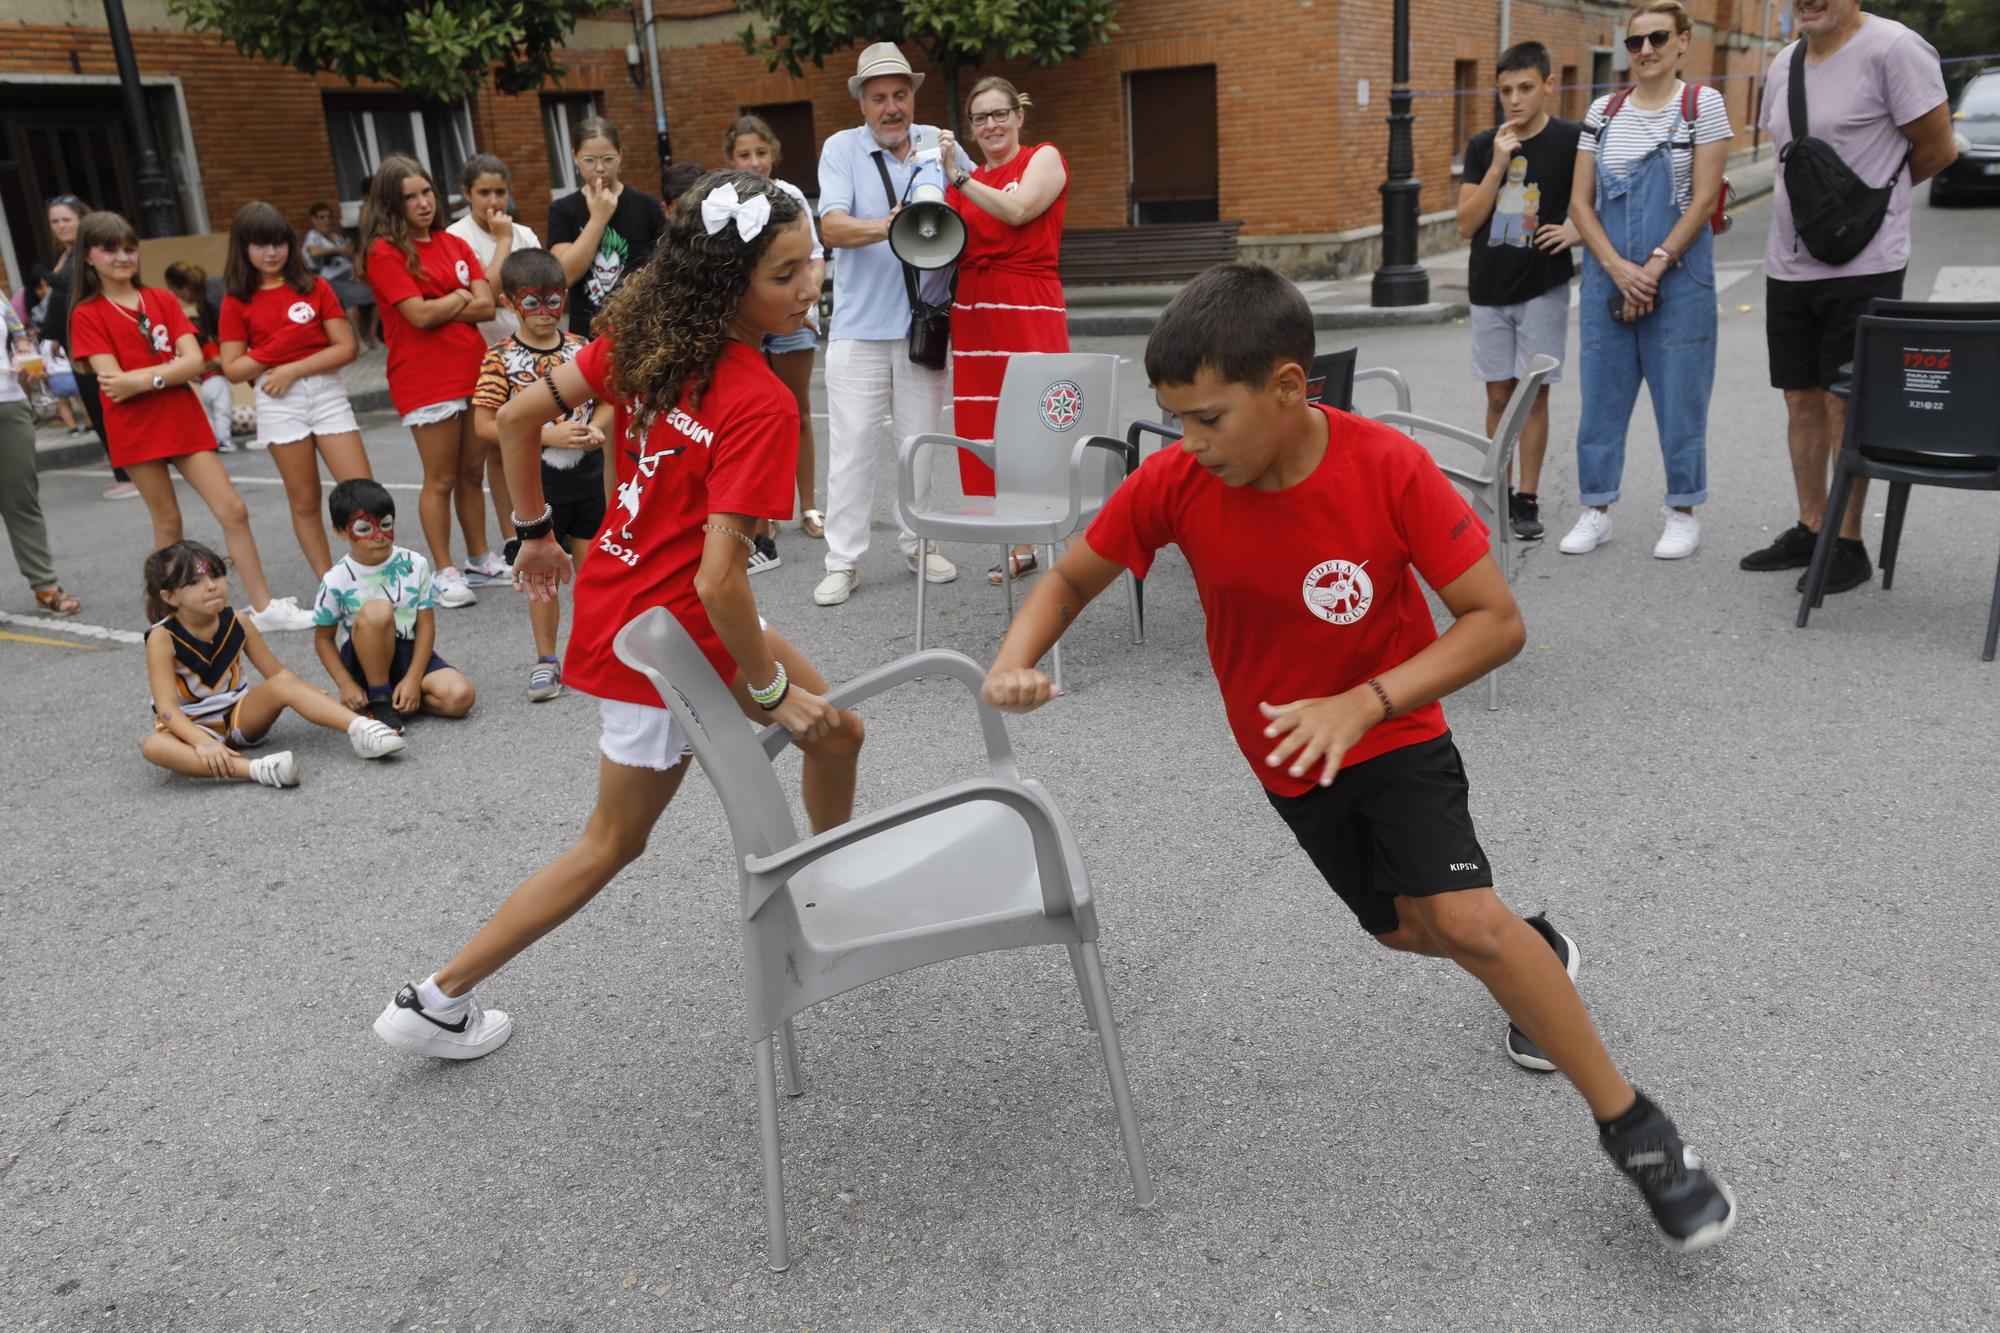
[231,403,256,434]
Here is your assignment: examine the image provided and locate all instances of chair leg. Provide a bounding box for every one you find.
[779,1018,804,1098]
[1065,943,1100,1032]
[1486,664,1500,712]
[1126,571,1146,645]
[752,1036,790,1271]
[1797,462,1854,626]
[1880,482,1910,591]
[1983,543,2000,663]
[1001,545,1017,621]
[914,546,929,652]
[1078,942,1155,1209]
[1047,547,1065,694]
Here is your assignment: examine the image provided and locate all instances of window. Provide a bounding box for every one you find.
[740,101,819,200]
[324,94,475,226]
[1452,60,1479,170]
[1126,66,1219,224]
[1591,49,1616,105]
[541,93,602,199]
[1561,65,1580,121]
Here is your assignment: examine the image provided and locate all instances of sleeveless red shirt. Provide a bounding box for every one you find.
[950,144,1067,278]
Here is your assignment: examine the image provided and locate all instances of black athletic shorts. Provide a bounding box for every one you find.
[552,491,606,548]
[1766,268,1906,391]
[339,636,450,685]
[1266,732,1492,937]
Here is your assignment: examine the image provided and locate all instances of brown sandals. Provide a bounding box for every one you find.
[986,549,1039,586]
[34,585,80,616]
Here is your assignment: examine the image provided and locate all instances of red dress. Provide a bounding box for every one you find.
[946,144,1069,496]
[67,288,215,468]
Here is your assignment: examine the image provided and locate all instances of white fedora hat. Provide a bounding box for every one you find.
[848,41,924,100]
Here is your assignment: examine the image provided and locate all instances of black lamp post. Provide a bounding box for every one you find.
[103,0,178,238]
[1370,0,1429,307]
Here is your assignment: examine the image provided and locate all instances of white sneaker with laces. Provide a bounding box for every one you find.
[249,750,298,787]
[1559,509,1614,555]
[373,983,513,1060]
[244,596,316,632]
[346,716,407,759]
[813,568,859,606]
[907,546,958,583]
[1653,508,1701,560]
[463,551,512,586]
[433,566,478,608]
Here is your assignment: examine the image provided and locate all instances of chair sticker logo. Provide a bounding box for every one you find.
[1303,558,1373,625]
[287,301,316,325]
[1039,380,1083,432]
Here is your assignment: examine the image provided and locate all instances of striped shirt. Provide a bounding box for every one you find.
[1579,83,1733,211]
[151,609,249,724]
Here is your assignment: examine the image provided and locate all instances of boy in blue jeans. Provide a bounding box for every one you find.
[982,264,1736,1251]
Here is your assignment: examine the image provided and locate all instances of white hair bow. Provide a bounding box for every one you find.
[701,182,771,242]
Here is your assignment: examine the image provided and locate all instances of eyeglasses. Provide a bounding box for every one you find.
[512,290,566,314]
[347,514,395,538]
[968,107,1018,127]
[576,153,620,168]
[1624,29,1675,52]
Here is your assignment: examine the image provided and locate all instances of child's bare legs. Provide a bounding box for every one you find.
[418,667,476,717]
[768,346,817,522]
[409,417,465,570]
[233,666,361,735]
[528,537,591,659]
[55,399,78,430]
[140,729,254,779]
[487,442,516,547]
[347,599,399,687]
[124,460,184,549]
[1378,889,1634,1119]
[452,413,491,563]
[268,439,333,575]
[174,450,278,608]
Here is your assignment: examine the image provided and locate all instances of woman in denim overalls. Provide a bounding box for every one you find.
[1562,0,1732,560]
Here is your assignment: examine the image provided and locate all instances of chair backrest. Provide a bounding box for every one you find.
[1489,354,1560,487]
[992,352,1121,506]
[1306,348,1358,412]
[1849,303,2000,461]
[612,608,801,868]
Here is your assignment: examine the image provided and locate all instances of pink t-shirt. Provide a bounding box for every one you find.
[1760,17,1947,281]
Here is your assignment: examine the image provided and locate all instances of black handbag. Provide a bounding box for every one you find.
[1780,41,1908,266]
[873,150,953,370]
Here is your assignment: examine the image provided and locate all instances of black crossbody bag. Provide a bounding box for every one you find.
[1780,41,1910,266]
[872,150,953,370]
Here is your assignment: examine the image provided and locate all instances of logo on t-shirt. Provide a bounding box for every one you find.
[151,322,172,354]
[287,300,316,325]
[1039,380,1083,432]
[587,229,631,308]
[454,259,471,286]
[1303,558,1374,625]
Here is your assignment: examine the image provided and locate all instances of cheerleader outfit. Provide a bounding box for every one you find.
[149,608,261,746]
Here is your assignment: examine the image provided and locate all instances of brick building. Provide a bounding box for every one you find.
[2,0,1785,290]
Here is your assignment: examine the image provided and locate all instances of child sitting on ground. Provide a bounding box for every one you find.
[142,540,406,787]
[311,478,477,733]
[471,247,612,702]
[979,263,1738,1253]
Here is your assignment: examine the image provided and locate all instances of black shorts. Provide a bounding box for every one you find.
[1766,268,1906,391]
[1266,732,1492,938]
[551,491,605,548]
[339,636,450,685]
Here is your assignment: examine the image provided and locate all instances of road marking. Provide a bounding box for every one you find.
[52,469,429,493]
[0,610,144,644]
[0,627,105,650]
[1930,266,2000,301]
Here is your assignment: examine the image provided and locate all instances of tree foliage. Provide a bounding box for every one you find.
[168,0,611,103]
[736,0,1120,129]
[1840,1,2000,87]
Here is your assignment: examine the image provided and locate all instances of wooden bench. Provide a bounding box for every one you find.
[1058,221,1242,286]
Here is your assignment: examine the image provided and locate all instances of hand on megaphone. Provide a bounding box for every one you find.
[932,129,961,172]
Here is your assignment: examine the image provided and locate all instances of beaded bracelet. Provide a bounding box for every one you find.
[543,368,572,415]
[757,681,791,712]
[749,661,789,709]
[702,522,755,552]
[1364,676,1394,722]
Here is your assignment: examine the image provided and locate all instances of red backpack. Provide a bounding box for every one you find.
[1603,81,1736,234]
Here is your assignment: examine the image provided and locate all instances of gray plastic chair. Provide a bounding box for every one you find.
[896,352,1126,690]
[1355,354,1557,710]
[611,607,1154,1272]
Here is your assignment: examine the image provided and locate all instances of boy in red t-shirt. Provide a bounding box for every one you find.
[982,263,1737,1252]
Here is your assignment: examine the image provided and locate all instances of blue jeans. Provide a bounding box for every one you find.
[1575,139,1715,509]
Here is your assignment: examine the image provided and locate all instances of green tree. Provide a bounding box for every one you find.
[736,0,1120,132]
[167,0,611,103]
[1843,1,2000,88]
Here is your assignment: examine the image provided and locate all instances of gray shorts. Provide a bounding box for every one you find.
[1470,283,1570,385]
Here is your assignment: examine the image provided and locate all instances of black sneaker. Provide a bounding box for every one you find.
[1795,538,1873,596]
[1506,913,1581,1072]
[1510,490,1544,541]
[1600,1093,1738,1250]
[1739,521,1817,571]
[364,697,406,735]
[746,534,781,576]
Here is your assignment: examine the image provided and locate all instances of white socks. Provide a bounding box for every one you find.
[417,974,469,1012]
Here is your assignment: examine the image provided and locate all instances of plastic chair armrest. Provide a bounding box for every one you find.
[1124,419,1181,473]
[899,432,995,518]
[1353,366,1413,414]
[757,648,1020,779]
[1063,434,1132,529]
[1832,361,1854,400]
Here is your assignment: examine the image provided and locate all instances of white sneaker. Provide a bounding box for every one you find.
[1558,509,1614,554]
[434,566,478,608]
[813,568,859,606]
[249,750,299,788]
[1653,508,1701,560]
[244,596,316,632]
[907,546,958,583]
[463,551,512,586]
[346,715,407,759]
[373,983,513,1060]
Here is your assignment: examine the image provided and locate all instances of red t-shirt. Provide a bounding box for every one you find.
[68,287,215,466]
[218,277,344,367]
[365,233,487,413]
[1086,405,1491,796]
[566,337,798,704]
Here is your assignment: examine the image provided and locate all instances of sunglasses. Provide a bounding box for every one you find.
[347,514,395,538]
[1625,29,1675,52]
[45,194,84,209]
[512,290,566,315]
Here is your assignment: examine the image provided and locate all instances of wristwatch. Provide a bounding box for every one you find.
[151,373,166,391]
[952,168,970,188]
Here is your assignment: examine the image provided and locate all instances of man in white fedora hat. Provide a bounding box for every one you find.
[812,41,974,606]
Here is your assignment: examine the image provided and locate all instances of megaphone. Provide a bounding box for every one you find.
[888,180,966,271]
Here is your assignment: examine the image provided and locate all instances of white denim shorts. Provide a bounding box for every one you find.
[1469,283,1570,385]
[598,698,691,772]
[401,397,469,429]
[255,371,360,447]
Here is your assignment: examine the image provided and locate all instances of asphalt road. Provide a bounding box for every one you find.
[4,191,1998,1331]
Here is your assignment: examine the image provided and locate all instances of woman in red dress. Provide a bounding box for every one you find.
[937,77,1069,585]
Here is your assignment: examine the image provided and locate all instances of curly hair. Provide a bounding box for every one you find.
[356,154,436,282]
[593,170,803,419]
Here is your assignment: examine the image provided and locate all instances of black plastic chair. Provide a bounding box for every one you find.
[1118,348,1358,642]
[1797,300,2000,660]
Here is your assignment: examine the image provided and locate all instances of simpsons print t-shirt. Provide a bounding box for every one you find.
[311,545,435,645]
[1461,117,1582,307]
[547,187,666,336]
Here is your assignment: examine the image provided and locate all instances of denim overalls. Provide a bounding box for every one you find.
[1575,100,1716,509]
